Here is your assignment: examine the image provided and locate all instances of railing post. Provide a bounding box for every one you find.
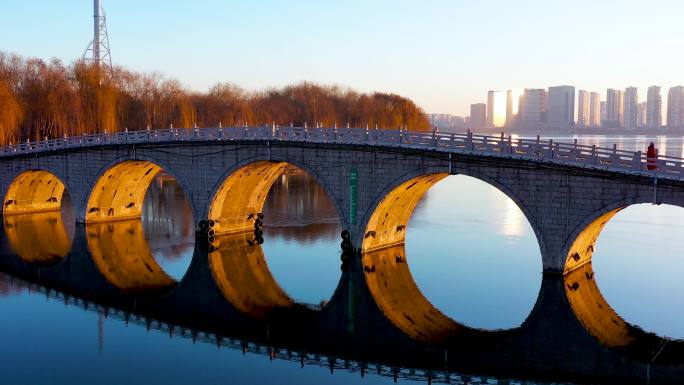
[633,150,642,170]
[592,145,597,164]
[549,139,554,159]
[466,129,473,151]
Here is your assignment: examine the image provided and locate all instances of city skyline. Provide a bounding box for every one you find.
[431,84,683,130]
[1,1,684,117]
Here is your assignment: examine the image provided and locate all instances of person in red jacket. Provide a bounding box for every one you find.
[647,142,658,170]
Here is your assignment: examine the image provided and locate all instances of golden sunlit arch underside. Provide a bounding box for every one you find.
[209,232,294,318]
[3,170,65,215]
[563,208,634,347]
[86,161,162,223]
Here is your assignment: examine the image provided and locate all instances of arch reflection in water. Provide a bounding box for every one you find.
[564,207,638,347]
[363,244,466,343]
[564,262,633,347]
[566,203,684,342]
[209,232,295,319]
[86,220,176,294]
[563,261,684,364]
[3,210,74,265]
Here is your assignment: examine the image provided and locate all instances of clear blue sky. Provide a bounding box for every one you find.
[1,0,683,115]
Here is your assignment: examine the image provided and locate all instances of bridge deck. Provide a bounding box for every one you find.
[1,126,681,181]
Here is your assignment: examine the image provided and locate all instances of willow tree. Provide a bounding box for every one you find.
[0,79,22,145]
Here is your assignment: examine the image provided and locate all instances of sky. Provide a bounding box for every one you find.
[1,0,683,116]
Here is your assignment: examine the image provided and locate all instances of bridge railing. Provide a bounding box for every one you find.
[2,126,684,179]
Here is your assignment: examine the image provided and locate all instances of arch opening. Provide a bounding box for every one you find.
[86,160,162,223]
[4,170,66,215]
[86,170,195,293]
[565,203,684,343]
[209,161,288,235]
[362,174,542,336]
[209,162,343,306]
[362,173,448,253]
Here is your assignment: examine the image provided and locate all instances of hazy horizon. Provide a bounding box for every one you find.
[1,0,683,116]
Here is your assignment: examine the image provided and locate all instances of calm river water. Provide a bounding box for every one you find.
[0,135,683,384]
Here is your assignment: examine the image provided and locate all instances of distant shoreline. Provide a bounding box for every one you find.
[440,127,684,137]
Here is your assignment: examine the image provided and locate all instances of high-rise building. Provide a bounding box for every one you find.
[603,89,624,128]
[547,85,575,129]
[623,87,638,129]
[506,90,514,128]
[469,103,487,129]
[667,86,684,129]
[504,89,524,128]
[486,91,506,128]
[647,86,662,129]
[520,89,547,127]
[577,90,591,128]
[590,92,601,127]
[637,102,647,127]
[600,101,606,123]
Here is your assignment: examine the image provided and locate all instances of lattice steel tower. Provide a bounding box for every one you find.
[83,0,112,69]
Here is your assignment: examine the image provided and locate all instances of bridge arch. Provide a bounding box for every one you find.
[359,168,541,341]
[84,157,195,224]
[3,170,67,215]
[562,198,684,361]
[359,166,541,253]
[561,194,684,272]
[206,156,346,236]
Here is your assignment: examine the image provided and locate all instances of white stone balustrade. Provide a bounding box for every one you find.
[1,127,680,179]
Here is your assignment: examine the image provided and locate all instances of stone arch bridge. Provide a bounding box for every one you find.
[2,126,684,272]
